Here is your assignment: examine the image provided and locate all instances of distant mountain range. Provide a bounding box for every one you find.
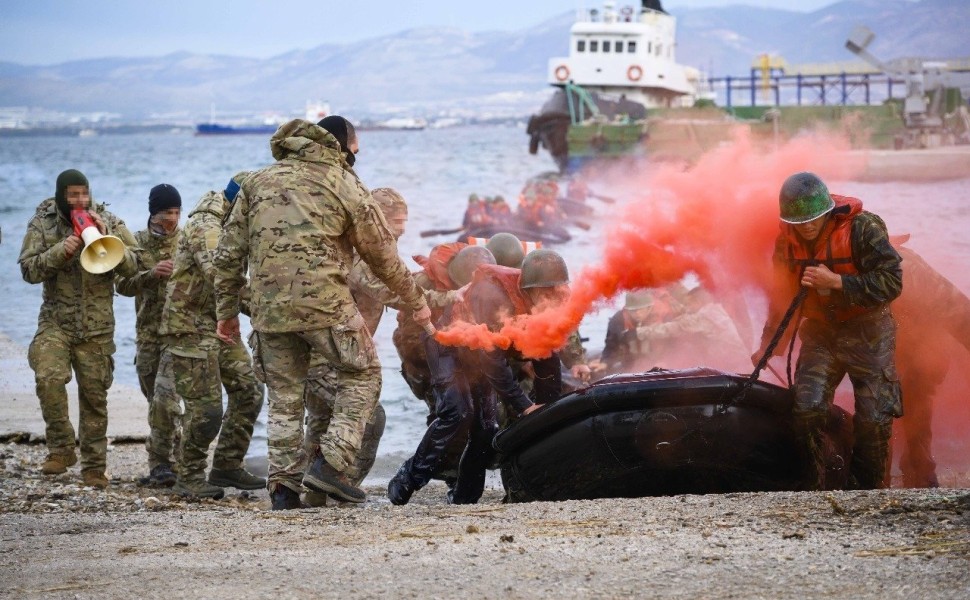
[0,0,965,121]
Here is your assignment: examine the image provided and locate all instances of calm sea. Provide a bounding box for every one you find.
[2,126,969,482]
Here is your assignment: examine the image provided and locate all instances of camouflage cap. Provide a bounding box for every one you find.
[371,187,408,218]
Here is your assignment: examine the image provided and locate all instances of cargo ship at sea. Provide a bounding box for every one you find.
[196,101,330,136]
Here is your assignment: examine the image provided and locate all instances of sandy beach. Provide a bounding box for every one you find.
[1,335,969,599]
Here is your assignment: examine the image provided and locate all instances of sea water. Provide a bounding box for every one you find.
[2,127,969,483]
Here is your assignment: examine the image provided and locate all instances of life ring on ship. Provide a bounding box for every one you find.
[627,65,643,82]
[554,65,570,82]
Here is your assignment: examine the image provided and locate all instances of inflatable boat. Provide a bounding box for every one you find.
[495,367,853,502]
[460,223,572,245]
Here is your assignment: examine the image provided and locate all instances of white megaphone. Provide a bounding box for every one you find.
[70,209,127,274]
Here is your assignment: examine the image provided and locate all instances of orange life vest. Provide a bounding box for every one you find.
[782,194,871,322]
[453,263,530,325]
[413,242,466,291]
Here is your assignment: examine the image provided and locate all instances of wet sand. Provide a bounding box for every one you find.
[1,335,969,598]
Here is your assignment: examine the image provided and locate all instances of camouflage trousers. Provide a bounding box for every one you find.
[305,361,385,486]
[138,342,182,470]
[253,313,381,493]
[27,323,114,472]
[794,309,902,490]
[165,335,264,483]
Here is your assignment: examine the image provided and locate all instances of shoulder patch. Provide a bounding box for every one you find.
[204,228,220,251]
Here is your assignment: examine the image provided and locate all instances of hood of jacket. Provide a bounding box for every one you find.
[188,190,228,221]
[270,118,350,168]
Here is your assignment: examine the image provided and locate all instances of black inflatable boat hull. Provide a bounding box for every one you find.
[495,368,852,502]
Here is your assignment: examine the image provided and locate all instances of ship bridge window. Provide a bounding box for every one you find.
[627,41,636,53]
[590,40,599,52]
[656,43,662,56]
[604,40,613,53]
[577,40,586,52]
[648,41,652,53]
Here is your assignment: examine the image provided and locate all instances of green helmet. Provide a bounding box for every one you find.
[486,233,526,268]
[520,249,569,289]
[447,245,495,288]
[779,172,835,224]
[624,289,652,311]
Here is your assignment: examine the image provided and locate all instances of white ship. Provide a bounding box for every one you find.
[547,0,703,108]
[528,0,707,171]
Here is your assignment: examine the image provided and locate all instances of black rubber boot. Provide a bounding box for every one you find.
[303,451,366,504]
[270,485,301,511]
[388,461,417,506]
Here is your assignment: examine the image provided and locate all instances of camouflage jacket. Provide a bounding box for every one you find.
[19,198,138,340]
[213,119,427,332]
[115,227,180,345]
[352,261,458,334]
[158,191,228,339]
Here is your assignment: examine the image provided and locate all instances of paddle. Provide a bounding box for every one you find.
[420,227,466,238]
[590,192,617,204]
[570,219,592,231]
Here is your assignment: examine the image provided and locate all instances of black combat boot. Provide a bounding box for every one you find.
[303,451,366,504]
[387,462,416,506]
[270,485,301,511]
[139,464,176,488]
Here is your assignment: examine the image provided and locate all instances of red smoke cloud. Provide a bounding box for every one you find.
[437,128,865,358]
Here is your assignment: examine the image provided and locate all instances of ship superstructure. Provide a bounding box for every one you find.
[547,0,700,108]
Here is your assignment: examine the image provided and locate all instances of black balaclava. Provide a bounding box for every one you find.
[55,169,89,218]
[317,115,357,167]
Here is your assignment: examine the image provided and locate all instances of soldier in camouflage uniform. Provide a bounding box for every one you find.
[300,187,412,506]
[159,173,266,499]
[754,172,903,490]
[116,184,183,487]
[19,169,139,489]
[213,116,431,510]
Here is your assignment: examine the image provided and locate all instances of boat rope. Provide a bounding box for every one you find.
[722,287,807,411]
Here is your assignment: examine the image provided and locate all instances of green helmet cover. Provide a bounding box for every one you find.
[779,172,835,224]
[520,249,569,289]
[486,232,526,268]
[447,245,496,288]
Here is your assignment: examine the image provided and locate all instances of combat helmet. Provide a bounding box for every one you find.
[624,289,653,311]
[520,249,569,289]
[779,172,835,224]
[486,232,526,268]
[447,245,496,288]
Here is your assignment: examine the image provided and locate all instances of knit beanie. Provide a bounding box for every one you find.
[55,169,89,217]
[148,183,182,215]
[317,115,357,166]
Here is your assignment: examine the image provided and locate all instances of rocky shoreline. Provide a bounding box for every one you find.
[1,442,968,599]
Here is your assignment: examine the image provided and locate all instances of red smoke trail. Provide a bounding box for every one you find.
[437,128,866,358]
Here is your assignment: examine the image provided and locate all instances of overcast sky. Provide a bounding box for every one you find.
[1,0,847,65]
